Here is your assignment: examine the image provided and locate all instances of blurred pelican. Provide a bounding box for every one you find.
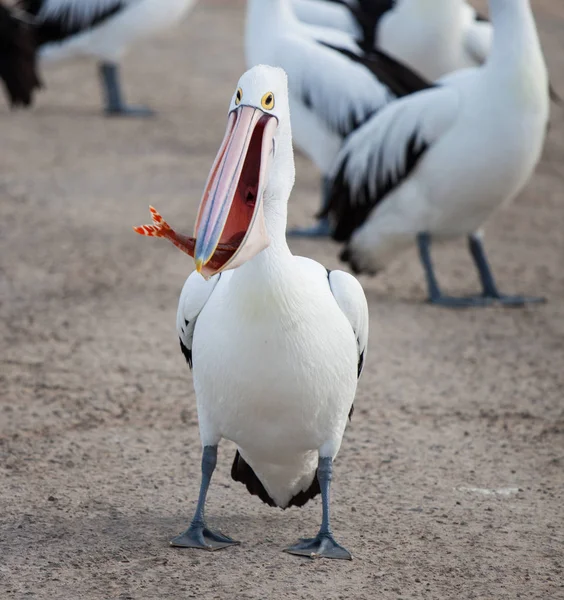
[326,0,548,307]
[2,0,199,115]
[246,0,432,237]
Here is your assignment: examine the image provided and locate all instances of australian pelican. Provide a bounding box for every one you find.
[134,65,369,559]
[326,0,549,307]
[2,0,198,115]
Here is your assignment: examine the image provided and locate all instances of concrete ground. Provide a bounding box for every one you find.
[1,1,563,598]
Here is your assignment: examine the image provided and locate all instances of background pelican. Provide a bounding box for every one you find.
[326,0,549,307]
[246,0,432,237]
[6,0,199,115]
[134,65,369,559]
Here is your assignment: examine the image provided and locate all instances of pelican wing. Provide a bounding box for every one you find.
[276,34,393,137]
[176,271,222,370]
[328,269,369,380]
[327,86,459,241]
[18,0,132,43]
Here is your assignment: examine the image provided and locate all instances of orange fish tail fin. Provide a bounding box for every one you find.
[133,206,174,238]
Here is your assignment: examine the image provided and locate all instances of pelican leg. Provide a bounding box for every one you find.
[417,232,494,308]
[170,445,239,551]
[468,234,545,306]
[287,176,332,238]
[284,456,352,560]
[99,62,155,118]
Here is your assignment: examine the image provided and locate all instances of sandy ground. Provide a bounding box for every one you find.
[1,1,564,599]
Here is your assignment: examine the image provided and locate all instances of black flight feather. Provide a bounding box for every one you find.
[231,451,321,509]
[179,338,192,369]
[320,42,434,99]
[334,0,394,52]
[0,4,41,107]
[17,0,127,46]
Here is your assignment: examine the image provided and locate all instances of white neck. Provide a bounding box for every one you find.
[486,0,547,88]
[246,0,301,63]
[246,0,297,31]
[231,120,295,284]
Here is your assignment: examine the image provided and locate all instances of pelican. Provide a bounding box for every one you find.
[326,0,549,308]
[246,0,431,237]
[134,65,369,559]
[7,0,198,115]
[0,3,41,107]
[293,0,491,81]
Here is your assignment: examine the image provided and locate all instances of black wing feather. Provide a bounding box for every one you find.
[327,132,429,242]
[0,4,41,107]
[336,0,394,52]
[231,451,321,509]
[320,42,434,99]
[17,0,127,46]
[179,339,192,369]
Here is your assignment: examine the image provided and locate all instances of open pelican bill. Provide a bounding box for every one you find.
[134,105,277,279]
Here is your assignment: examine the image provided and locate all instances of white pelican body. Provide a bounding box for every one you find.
[189,256,358,507]
[16,0,199,114]
[135,65,368,558]
[328,0,548,306]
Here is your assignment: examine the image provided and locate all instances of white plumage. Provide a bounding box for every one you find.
[328,0,548,306]
[179,257,366,508]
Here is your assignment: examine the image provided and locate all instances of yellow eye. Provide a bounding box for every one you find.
[235,88,242,105]
[261,91,275,110]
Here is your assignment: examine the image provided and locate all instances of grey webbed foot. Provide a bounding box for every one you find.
[285,533,352,560]
[104,105,156,118]
[428,294,545,309]
[287,218,332,238]
[428,294,496,308]
[170,523,239,551]
[487,294,546,307]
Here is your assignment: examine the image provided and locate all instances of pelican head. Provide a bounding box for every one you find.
[133,65,292,278]
[193,65,291,278]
